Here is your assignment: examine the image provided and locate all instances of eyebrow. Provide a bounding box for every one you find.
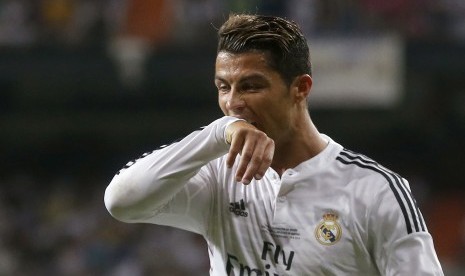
[214,73,269,84]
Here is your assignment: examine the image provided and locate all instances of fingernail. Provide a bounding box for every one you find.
[254,174,262,180]
[242,179,250,185]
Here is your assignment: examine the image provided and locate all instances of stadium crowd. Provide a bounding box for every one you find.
[1,0,465,49]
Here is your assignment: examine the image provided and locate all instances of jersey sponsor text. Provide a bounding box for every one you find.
[226,241,294,275]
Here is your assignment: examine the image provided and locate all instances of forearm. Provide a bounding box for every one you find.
[104,116,239,222]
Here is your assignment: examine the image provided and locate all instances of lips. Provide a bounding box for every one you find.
[230,115,258,128]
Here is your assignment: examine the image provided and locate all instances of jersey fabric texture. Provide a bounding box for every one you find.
[105,116,443,275]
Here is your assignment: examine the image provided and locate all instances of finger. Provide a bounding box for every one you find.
[253,140,274,180]
[235,138,256,184]
[226,134,243,168]
[241,137,270,183]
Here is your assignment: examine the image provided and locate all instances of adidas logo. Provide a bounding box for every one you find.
[229,199,248,217]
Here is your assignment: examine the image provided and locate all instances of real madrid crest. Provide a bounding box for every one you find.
[314,212,342,245]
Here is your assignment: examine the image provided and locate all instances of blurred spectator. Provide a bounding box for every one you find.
[108,0,174,90]
[172,0,221,43]
[312,0,363,34]
[40,0,75,39]
[286,0,318,36]
[442,0,465,40]
[0,0,35,46]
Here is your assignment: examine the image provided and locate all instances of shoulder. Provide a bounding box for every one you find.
[333,148,411,210]
[335,148,427,235]
[320,136,401,188]
[334,147,403,188]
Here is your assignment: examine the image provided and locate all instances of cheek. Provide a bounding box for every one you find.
[218,98,228,114]
[261,98,289,119]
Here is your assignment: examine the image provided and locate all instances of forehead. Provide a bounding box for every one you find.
[215,51,275,80]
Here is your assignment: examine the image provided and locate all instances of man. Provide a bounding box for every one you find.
[105,14,443,275]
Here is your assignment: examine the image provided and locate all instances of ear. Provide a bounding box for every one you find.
[292,74,312,103]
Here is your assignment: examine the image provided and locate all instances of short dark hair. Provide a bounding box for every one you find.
[217,14,312,85]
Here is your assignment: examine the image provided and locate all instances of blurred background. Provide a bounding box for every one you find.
[0,0,464,275]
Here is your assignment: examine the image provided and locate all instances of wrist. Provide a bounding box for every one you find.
[223,117,246,145]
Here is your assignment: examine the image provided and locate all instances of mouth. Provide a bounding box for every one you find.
[231,115,257,127]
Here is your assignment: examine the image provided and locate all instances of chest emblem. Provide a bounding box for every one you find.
[314,212,342,245]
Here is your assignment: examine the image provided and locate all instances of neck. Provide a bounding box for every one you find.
[271,115,327,176]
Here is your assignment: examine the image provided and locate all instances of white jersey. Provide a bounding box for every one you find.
[105,116,443,275]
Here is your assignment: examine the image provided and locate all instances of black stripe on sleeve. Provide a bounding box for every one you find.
[340,150,422,233]
[398,176,426,232]
[337,149,426,234]
[340,149,427,233]
[336,156,412,234]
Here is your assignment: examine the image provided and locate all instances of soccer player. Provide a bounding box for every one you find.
[104,14,443,275]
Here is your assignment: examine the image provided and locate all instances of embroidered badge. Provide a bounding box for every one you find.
[314,212,342,245]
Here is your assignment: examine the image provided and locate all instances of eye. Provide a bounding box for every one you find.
[241,83,263,92]
[215,82,230,94]
[218,85,230,93]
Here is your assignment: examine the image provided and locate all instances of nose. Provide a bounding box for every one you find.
[225,90,246,111]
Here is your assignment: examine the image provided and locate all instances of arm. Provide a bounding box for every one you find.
[104,116,274,227]
[104,116,240,223]
[371,178,443,275]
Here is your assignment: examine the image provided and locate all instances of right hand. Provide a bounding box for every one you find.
[225,121,275,184]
